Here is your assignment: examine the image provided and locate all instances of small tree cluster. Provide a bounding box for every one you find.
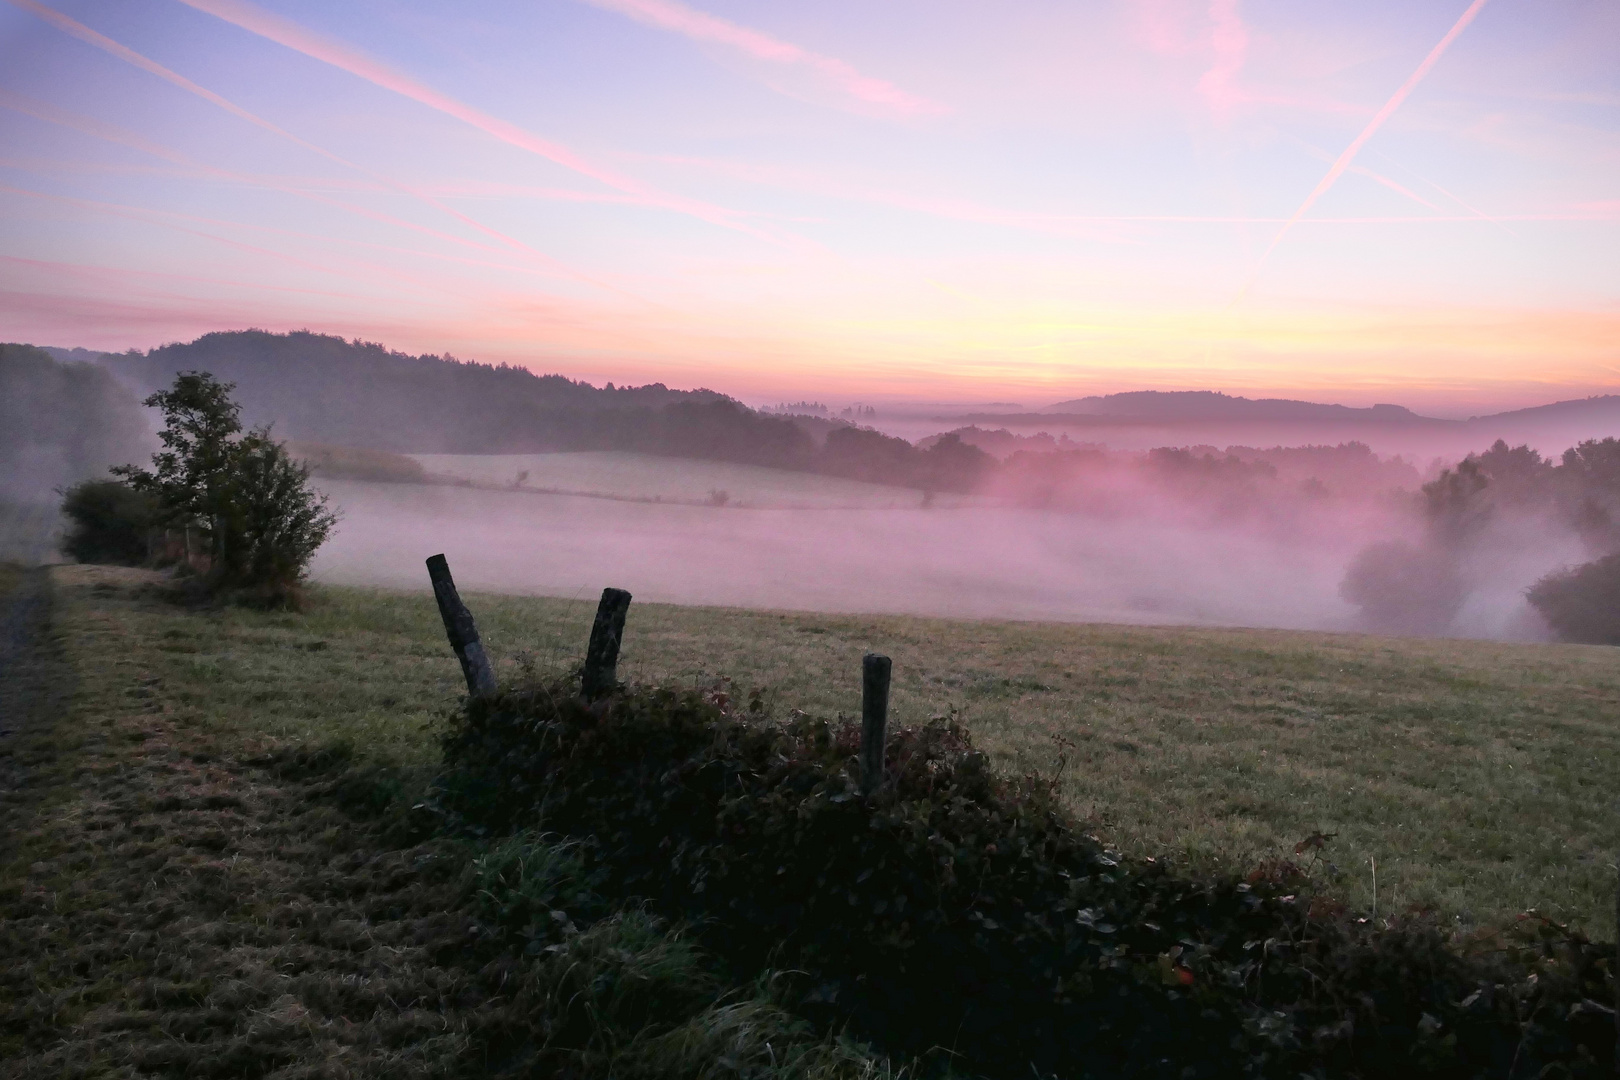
[112,371,336,605]
[1340,438,1620,638]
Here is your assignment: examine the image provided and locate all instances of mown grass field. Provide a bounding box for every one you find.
[17,566,1619,933]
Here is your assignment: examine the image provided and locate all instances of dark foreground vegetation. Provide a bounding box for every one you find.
[437,677,1617,1078]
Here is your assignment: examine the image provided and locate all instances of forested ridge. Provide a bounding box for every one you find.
[43,330,998,493]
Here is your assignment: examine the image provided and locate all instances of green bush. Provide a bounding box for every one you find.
[1528,555,1620,644]
[435,680,1614,1078]
[59,479,156,566]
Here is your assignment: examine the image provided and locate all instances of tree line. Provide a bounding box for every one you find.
[1341,437,1620,643]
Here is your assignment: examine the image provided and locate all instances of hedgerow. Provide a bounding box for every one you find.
[435,678,1615,1079]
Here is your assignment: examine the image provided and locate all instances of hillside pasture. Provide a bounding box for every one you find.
[40,566,1619,934]
[410,450,988,508]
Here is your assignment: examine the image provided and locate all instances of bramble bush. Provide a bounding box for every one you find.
[434,678,1615,1079]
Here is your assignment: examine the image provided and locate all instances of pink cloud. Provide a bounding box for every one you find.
[0,183,460,294]
[1125,0,1203,56]
[1196,0,1249,118]
[579,0,941,118]
[1126,0,1371,120]
[633,152,1576,237]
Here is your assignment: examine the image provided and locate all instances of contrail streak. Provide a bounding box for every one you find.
[0,86,660,294]
[172,0,797,245]
[1233,0,1491,304]
[578,0,941,117]
[0,88,526,263]
[0,182,449,294]
[1346,165,1442,211]
[3,0,641,296]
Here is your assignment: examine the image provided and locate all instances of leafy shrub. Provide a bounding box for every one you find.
[1528,555,1620,644]
[59,479,156,565]
[436,680,1614,1078]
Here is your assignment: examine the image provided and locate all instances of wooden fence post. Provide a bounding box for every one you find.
[425,554,497,698]
[582,587,632,700]
[861,653,891,795]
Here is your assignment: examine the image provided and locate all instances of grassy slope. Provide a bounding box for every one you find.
[12,566,1619,937]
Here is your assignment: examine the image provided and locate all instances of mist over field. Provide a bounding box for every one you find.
[309,479,1363,630]
[303,458,1576,641]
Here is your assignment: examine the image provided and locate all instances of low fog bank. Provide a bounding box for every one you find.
[867,409,1620,468]
[308,478,1550,638]
[0,343,154,504]
[0,343,156,563]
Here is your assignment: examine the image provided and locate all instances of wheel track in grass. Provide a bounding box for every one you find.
[0,566,71,846]
[0,568,486,1076]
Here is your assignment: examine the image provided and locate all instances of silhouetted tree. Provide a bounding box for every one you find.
[115,371,336,605]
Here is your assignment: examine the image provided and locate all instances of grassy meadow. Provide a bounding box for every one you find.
[410,450,989,509]
[25,565,1620,933]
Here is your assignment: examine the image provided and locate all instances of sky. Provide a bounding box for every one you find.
[0,0,1615,413]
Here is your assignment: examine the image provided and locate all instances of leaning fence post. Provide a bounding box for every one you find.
[861,653,891,795]
[425,554,497,698]
[582,587,632,700]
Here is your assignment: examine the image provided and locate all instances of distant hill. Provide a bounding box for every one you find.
[1463,395,1620,426]
[1038,390,1620,434]
[27,330,993,492]
[93,330,732,454]
[1046,390,1434,424]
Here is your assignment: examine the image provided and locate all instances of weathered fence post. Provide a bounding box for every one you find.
[582,587,632,700]
[861,653,891,795]
[425,554,497,698]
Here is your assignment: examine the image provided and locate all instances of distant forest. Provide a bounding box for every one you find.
[54,330,1000,493]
